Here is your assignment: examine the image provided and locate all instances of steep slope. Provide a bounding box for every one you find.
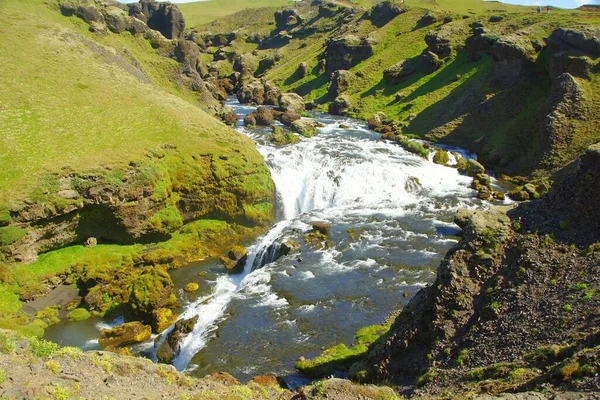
[0,0,274,336]
[195,0,600,178]
[352,146,600,397]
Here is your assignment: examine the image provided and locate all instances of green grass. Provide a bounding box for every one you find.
[179,0,290,28]
[0,0,265,206]
[295,324,389,378]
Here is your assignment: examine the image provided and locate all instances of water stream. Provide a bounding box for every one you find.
[46,98,500,381]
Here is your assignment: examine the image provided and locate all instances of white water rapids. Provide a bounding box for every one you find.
[168,100,488,372]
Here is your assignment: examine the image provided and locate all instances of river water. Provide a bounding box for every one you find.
[46,98,495,381]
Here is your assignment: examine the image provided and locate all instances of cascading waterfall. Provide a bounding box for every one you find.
[168,99,486,373]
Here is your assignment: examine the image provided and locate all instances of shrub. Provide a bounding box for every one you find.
[29,336,59,357]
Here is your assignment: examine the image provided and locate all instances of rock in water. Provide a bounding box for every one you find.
[311,222,331,236]
[152,308,177,333]
[157,315,199,363]
[220,246,247,273]
[99,322,152,348]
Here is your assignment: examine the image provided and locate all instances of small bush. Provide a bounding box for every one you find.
[469,367,484,381]
[29,336,59,358]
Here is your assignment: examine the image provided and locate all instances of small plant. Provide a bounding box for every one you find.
[29,336,59,358]
[574,283,587,291]
[52,385,71,400]
[0,332,15,353]
[559,361,580,380]
[469,367,484,381]
[0,368,6,384]
[91,353,113,374]
[57,346,82,360]
[457,349,469,366]
[563,304,572,312]
[582,290,596,301]
[46,360,60,374]
[311,379,327,396]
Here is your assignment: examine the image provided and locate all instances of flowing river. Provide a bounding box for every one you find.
[46,98,497,382]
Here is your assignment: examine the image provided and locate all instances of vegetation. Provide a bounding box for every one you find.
[295,324,389,378]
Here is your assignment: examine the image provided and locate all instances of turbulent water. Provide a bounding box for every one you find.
[46,98,499,381]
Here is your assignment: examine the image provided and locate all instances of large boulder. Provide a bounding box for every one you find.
[297,62,309,79]
[104,6,128,33]
[490,34,536,86]
[128,267,176,315]
[328,70,354,98]
[424,23,466,58]
[278,93,305,113]
[363,1,406,27]
[220,246,248,273]
[99,322,152,348]
[236,78,282,106]
[233,53,259,73]
[547,27,600,57]
[328,95,351,116]
[540,73,586,169]
[383,58,417,84]
[157,316,198,364]
[128,0,185,39]
[274,8,302,30]
[76,4,104,24]
[152,308,177,334]
[280,110,301,126]
[291,119,320,137]
[324,35,374,74]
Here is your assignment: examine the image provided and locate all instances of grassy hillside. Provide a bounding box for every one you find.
[179,0,290,28]
[0,0,274,336]
[246,0,600,175]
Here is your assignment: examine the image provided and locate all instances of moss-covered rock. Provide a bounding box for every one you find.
[128,267,175,316]
[291,119,320,137]
[151,308,177,334]
[184,282,199,293]
[99,321,151,348]
[433,150,450,165]
[66,308,91,322]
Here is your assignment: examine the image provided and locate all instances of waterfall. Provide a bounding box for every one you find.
[168,100,479,372]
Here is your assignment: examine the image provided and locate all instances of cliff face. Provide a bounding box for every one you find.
[353,147,600,396]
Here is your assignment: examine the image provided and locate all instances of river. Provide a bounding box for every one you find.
[46,98,495,382]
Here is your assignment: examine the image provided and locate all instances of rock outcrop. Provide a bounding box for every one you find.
[356,208,512,381]
[363,1,406,27]
[128,0,185,39]
[324,35,374,74]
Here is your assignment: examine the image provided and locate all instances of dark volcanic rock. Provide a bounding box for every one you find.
[76,5,104,24]
[128,0,185,39]
[274,8,302,30]
[363,1,406,27]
